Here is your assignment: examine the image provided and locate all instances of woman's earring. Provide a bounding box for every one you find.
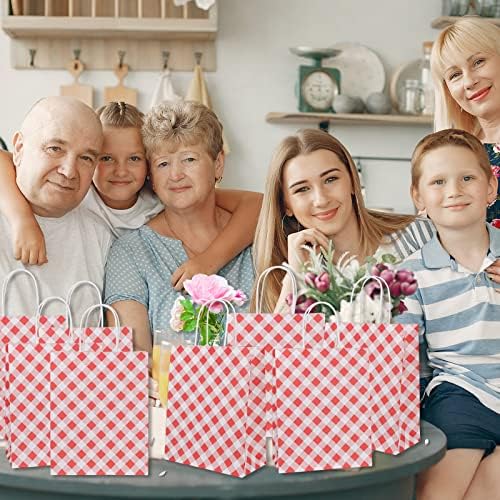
[215,176,223,185]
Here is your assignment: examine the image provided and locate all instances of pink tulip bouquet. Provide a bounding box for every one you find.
[170,274,247,345]
[287,242,417,322]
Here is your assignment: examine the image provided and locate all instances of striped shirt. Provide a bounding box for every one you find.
[378,217,436,261]
[398,224,500,414]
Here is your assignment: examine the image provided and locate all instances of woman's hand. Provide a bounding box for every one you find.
[287,228,330,273]
[171,256,213,291]
[487,259,500,290]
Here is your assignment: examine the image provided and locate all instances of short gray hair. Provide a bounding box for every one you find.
[142,100,223,160]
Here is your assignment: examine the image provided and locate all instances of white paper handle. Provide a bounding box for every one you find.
[303,301,339,348]
[194,299,235,346]
[66,281,103,327]
[350,275,391,324]
[1,269,40,316]
[79,304,121,351]
[255,265,298,313]
[36,296,73,341]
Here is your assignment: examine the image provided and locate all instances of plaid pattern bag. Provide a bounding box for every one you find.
[50,305,148,476]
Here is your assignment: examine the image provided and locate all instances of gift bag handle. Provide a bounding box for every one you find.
[36,296,74,341]
[303,301,339,348]
[79,304,121,351]
[350,275,391,324]
[1,269,40,316]
[66,281,104,327]
[194,299,236,346]
[255,265,298,314]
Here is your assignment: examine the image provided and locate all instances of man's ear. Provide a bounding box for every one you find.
[214,151,225,180]
[411,185,425,212]
[12,131,23,168]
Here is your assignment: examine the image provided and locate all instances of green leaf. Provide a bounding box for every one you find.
[181,299,194,312]
[183,319,196,332]
[180,311,194,321]
[381,253,397,264]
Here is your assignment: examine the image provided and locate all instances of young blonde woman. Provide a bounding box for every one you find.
[431,16,500,225]
[251,128,435,313]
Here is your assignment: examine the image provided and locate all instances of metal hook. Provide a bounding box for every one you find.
[73,49,81,70]
[194,51,202,66]
[118,50,126,68]
[162,50,170,70]
[29,48,36,68]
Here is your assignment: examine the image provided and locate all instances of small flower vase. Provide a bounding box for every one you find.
[339,291,391,324]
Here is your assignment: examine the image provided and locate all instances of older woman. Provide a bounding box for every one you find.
[104,101,254,352]
[431,17,500,226]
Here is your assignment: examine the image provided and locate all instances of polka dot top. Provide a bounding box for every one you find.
[104,225,255,336]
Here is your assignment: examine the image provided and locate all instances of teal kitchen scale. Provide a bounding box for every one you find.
[290,47,342,113]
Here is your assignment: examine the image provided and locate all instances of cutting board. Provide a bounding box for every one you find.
[60,59,93,107]
[104,64,137,106]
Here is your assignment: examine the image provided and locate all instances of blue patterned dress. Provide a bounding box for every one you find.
[485,143,500,227]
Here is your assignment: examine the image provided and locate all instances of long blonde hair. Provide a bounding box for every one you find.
[251,129,415,312]
[431,17,500,133]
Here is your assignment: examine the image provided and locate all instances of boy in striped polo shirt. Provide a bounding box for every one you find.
[399,129,500,500]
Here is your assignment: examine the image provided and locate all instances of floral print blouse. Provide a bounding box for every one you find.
[486,143,500,228]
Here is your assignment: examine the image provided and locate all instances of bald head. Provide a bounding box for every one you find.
[21,96,102,138]
[13,96,104,217]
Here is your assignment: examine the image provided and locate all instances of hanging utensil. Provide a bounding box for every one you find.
[60,50,93,107]
[104,50,138,106]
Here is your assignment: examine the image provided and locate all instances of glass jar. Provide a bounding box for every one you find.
[399,79,424,115]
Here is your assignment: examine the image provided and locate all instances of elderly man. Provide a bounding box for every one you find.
[0,96,112,320]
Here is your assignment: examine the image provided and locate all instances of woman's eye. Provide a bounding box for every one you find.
[293,186,309,194]
[448,71,461,81]
[183,157,196,163]
[432,179,444,185]
[157,161,169,168]
[325,176,338,184]
[473,58,485,67]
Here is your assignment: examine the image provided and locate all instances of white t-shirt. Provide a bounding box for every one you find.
[82,186,164,239]
[0,206,113,324]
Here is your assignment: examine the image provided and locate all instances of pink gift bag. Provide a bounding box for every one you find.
[50,305,149,476]
[226,266,325,439]
[274,342,373,473]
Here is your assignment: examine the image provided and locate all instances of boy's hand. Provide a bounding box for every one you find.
[487,259,500,292]
[13,218,48,265]
[171,256,217,291]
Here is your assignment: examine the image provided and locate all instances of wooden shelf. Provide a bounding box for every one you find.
[431,16,500,29]
[1,0,217,71]
[266,112,433,127]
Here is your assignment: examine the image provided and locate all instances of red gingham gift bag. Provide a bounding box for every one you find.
[0,270,40,442]
[332,278,421,454]
[164,334,267,477]
[274,342,373,473]
[4,296,73,468]
[50,305,149,476]
[226,266,325,439]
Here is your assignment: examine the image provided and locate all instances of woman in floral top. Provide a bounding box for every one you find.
[431,17,500,226]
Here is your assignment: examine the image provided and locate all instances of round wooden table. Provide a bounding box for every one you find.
[0,421,445,500]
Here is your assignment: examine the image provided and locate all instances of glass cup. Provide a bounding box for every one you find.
[158,340,172,408]
[152,329,184,381]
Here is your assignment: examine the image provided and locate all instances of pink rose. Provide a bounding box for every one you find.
[184,274,237,312]
[231,289,247,307]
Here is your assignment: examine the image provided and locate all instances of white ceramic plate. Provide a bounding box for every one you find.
[389,59,421,111]
[324,42,386,100]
